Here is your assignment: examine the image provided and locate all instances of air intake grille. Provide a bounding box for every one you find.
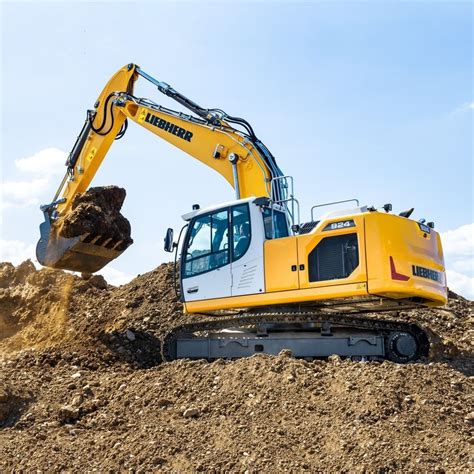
[308,233,359,282]
[298,221,319,235]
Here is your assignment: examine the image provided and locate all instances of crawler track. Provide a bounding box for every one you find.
[162,311,429,363]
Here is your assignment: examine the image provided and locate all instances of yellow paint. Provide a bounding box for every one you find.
[185,282,368,313]
[264,236,299,292]
[364,212,446,305]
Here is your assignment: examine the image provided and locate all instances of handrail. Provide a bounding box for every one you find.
[311,199,360,221]
[269,175,300,237]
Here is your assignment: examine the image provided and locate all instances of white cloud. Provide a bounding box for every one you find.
[446,271,474,300]
[14,148,68,176]
[442,223,473,257]
[442,223,473,299]
[1,178,49,208]
[0,240,36,265]
[98,266,135,286]
[453,101,474,114]
[1,148,67,209]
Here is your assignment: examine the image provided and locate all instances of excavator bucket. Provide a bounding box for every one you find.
[36,212,131,273]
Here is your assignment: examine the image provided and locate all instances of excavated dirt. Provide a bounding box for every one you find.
[53,186,133,246]
[0,261,472,472]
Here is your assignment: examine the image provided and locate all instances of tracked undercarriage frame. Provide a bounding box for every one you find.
[162,299,430,363]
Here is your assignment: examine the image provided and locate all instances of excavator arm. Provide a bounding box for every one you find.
[52,63,287,215]
[37,63,288,272]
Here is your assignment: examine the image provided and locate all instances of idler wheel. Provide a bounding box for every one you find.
[386,332,418,363]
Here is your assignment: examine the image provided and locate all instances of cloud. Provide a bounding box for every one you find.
[452,101,474,114]
[442,223,473,258]
[14,148,68,176]
[442,223,473,299]
[97,266,135,286]
[1,178,49,208]
[1,148,67,209]
[0,240,36,265]
[446,270,474,300]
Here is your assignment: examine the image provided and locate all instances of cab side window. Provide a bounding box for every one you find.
[263,208,289,239]
[232,204,251,261]
[184,209,229,277]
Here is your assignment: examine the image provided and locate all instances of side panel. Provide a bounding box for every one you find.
[264,236,299,292]
[365,213,447,305]
[297,215,368,291]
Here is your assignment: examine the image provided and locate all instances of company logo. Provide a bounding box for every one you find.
[412,265,440,282]
[143,112,193,142]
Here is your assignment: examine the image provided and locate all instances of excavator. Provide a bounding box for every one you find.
[36,63,447,362]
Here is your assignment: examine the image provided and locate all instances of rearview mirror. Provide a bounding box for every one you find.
[164,228,175,253]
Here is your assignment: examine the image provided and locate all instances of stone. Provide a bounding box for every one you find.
[58,405,80,423]
[183,408,199,418]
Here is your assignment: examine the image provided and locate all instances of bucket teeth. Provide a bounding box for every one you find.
[36,215,132,273]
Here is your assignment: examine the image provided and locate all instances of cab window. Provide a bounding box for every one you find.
[232,204,251,261]
[184,209,229,277]
[263,208,289,239]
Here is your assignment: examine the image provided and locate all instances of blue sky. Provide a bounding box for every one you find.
[1,1,472,296]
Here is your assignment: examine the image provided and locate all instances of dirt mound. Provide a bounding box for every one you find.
[53,186,133,246]
[0,261,472,471]
[0,354,472,472]
[0,260,109,354]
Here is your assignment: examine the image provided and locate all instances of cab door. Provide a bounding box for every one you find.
[181,208,232,302]
[230,203,265,297]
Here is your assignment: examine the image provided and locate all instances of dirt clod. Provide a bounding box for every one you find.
[53,186,133,246]
[0,260,472,472]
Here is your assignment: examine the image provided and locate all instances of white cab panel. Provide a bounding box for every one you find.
[231,203,265,297]
[182,263,232,302]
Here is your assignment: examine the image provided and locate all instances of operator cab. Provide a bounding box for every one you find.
[165,197,291,303]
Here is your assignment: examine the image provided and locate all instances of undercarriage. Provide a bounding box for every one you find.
[162,309,430,363]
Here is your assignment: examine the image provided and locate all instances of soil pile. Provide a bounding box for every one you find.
[53,186,133,246]
[0,261,472,472]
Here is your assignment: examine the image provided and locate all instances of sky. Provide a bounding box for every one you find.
[0,1,473,297]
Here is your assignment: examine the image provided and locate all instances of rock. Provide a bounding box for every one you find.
[71,372,81,379]
[71,395,83,407]
[156,398,173,407]
[125,330,136,342]
[89,275,108,290]
[58,405,80,423]
[464,412,474,425]
[183,408,199,418]
[278,349,293,358]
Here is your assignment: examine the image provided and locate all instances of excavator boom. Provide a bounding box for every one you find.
[37,64,287,273]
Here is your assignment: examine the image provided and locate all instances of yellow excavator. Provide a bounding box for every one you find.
[37,63,447,362]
